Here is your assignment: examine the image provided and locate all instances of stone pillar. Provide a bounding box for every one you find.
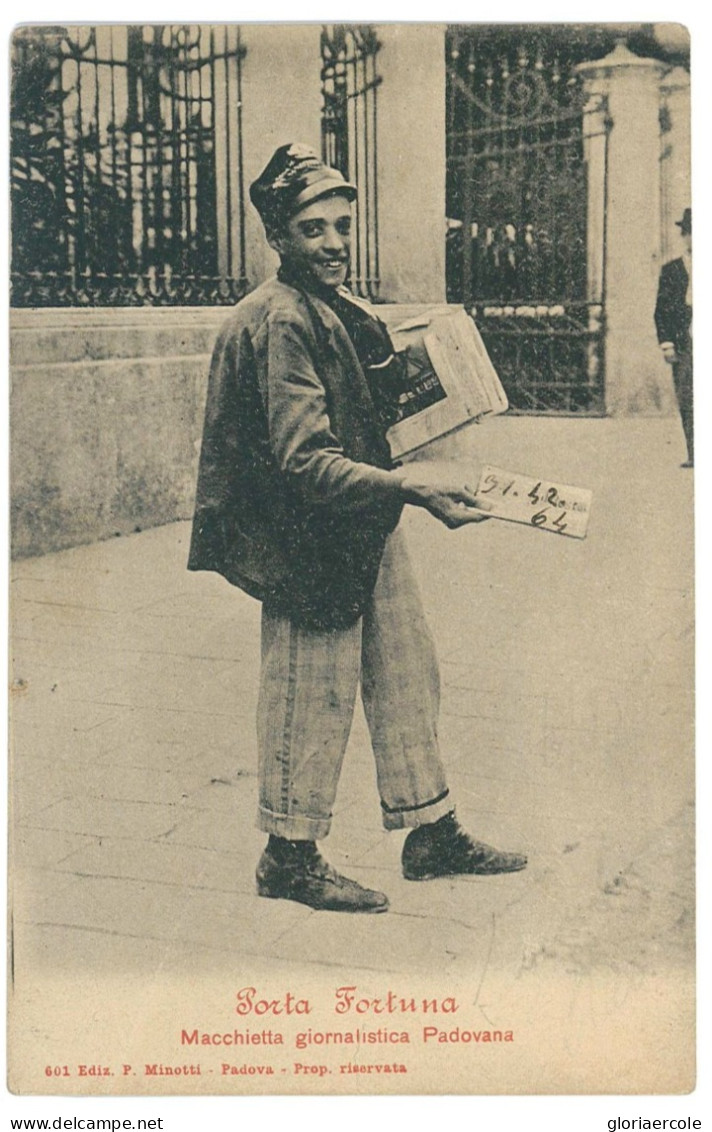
[659,66,691,262]
[579,85,609,391]
[577,43,672,415]
[240,25,323,287]
[375,24,447,303]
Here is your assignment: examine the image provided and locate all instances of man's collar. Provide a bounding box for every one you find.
[274,265,350,357]
[277,260,344,305]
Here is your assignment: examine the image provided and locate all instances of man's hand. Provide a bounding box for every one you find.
[661,343,677,365]
[399,471,492,529]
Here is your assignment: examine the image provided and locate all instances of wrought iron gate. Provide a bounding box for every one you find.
[446,27,612,413]
[321,25,382,301]
[11,25,248,306]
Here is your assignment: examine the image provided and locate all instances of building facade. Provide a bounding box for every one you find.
[10,23,691,555]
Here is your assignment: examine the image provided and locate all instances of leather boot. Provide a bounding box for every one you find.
[402,811,527,880]
[257,837,389,913]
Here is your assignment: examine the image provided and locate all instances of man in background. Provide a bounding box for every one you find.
[655,207,693,468]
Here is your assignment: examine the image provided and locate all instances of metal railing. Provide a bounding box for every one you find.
[321,24,382,301]
[11,24,248,307]
[446,26,612,413]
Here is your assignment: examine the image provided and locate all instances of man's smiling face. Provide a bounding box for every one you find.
[272,193,352,290]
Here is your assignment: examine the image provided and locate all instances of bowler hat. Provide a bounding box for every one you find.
[250,144,356,235]
[675,207,692,235]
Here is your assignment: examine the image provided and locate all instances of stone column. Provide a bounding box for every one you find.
[579,83,609,392]
[375,24,447,303]
[577,42,673,415]
[659,66,691,263]
[239,25,323,287]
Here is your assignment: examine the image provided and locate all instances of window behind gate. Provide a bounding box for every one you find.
[321,25,382,301]
[11,25,248,307]
[446,26,613,413]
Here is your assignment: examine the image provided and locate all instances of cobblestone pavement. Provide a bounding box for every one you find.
[10,417,694,987]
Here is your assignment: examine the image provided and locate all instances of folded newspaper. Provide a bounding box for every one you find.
[382,306,508,460]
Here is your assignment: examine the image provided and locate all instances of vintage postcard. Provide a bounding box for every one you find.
[8,21,695,1098]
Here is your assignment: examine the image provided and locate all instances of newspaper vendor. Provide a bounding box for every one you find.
[188,144,527,913]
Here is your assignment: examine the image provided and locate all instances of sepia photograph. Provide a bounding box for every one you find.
[6,13,699,1105]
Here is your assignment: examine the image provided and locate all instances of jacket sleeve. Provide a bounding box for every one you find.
[265,312,404,511]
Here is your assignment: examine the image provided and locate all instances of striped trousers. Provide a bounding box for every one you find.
[256,526,452,840]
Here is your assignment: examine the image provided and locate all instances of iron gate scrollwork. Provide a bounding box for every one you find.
[321,25,382,301]
[11,25,248,307]
[446,27,612,413]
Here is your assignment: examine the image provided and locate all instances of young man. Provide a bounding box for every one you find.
[189,144,527,913]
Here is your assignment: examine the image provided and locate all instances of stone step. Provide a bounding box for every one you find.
[9,302,451,367]
[10,308,226,367]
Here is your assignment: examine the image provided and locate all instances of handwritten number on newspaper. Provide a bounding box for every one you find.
[475,465,592,540]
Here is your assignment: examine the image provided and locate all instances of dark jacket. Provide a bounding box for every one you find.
[654,257,692,356]
[188,276,404,629]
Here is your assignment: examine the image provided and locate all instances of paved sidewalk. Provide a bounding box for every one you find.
[9,416,694,986]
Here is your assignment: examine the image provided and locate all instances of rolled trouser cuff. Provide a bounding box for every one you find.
[257,804,332,842]
[380,787,453,831]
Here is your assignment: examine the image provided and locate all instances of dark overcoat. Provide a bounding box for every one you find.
[188,277,404,629]
[654,255,693,461]
[654,257,692,355]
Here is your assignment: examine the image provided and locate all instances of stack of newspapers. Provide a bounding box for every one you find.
[382,306,508,461]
